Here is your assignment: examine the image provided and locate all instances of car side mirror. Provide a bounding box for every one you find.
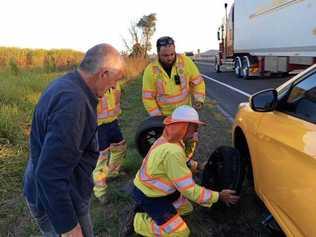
[305,87,316,103]
[250,89,278,112]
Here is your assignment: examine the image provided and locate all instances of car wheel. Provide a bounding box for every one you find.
[135,116,165,157]
[201,146,245,194]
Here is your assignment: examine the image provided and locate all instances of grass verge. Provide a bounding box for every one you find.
[1,69,263,236]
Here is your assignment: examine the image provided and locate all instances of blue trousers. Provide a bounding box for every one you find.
[97,119,124,150]
[132,185,180,225]
[25,198,94,237]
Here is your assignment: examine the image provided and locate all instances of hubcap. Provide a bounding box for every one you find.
[235,65,240,75]
[243,67,248,78]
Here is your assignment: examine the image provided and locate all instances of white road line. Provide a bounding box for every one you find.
[201,74,251,97]
[195,62,213,65]
[216,105,234,124]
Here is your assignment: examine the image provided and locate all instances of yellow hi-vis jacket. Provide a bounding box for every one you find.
[142,54,205,116]
[134,136,219,207]
[97,84,121,125]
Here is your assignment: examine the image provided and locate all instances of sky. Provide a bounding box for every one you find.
[1,0,234,53]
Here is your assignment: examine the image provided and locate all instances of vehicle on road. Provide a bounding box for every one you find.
[233,64,316,236]
[216,0,316,79]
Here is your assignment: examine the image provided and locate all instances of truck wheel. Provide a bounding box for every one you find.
[201,146,245,194]
[135,116,165,157]
[215,62,221,73]
[234,58,242,78]
[241,57,250,80]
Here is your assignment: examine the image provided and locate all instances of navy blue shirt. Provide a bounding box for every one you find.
[23,70,99,234]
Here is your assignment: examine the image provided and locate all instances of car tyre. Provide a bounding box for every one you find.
[201,146,245,194]
[135,116,165,157]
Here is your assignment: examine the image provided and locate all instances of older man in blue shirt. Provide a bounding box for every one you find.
[23,43,124,237]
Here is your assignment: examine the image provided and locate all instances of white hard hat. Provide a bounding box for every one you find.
[164,105,206,125]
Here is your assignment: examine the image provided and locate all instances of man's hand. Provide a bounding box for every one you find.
[219,189,240,206]
[187,160,199,174]
[61,223,83,237]
[193,101,203,110]
[197,161,207,172]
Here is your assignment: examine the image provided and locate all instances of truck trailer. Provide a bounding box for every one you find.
[216,0,316,79]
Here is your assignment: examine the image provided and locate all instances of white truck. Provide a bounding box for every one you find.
[216,0,316,79]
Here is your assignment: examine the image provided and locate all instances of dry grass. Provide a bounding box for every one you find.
[123,56,149,81]
[0,56,149,236]
[1,57,269,237]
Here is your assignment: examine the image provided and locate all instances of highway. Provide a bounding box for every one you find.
[197,62,289,121]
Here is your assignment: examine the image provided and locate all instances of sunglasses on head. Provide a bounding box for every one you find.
[156,37,175,48]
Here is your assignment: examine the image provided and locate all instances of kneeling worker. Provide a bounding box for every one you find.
[131,105,239,236]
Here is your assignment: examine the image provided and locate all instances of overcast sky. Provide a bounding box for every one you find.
[1,0,234,53]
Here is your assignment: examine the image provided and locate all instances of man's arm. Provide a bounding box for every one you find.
[142,66,162,116]
[185,56,206,108]
[35,92,86,234]
[165,149,239,207]
[165,149,219,207]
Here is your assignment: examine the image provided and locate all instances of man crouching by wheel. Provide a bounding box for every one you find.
[124,105,239,237]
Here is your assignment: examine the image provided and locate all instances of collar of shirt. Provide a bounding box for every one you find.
[73,70,99,108]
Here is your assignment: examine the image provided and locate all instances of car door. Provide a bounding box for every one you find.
[253,69,316,237]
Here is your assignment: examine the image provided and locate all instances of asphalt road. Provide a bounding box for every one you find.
[196,63,289,236]
[196,63,289,120]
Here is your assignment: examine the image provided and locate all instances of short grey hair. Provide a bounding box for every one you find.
[79,43,119,74]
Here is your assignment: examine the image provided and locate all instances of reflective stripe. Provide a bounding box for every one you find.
[152,222,162,236]
[94,178,106,187]
[173,174,195,191]
[173,195,188,209]
[193,91,205,102]
[97,155,108,162]
[161,214,186,233]
[97,89,121,120]
[110,140,126,149]
[153,65,160,74]
[197,187,212,205]
[193,91,205,96]
[179,75,187,91]
[97,106,121,119]
[139,159,176,194]
[191,75,203,85]
[139,137,177,194]
[143,90,156,99]
[148,108,162,116]
[98,148,109,161]
[156,87,189,105]
[156,79,164,95]
[152,55,190,106]
[177,55,185,69]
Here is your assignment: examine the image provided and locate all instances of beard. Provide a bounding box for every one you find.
[159,57,176,70]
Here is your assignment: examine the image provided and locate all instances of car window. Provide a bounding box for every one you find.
[280,71,316,124]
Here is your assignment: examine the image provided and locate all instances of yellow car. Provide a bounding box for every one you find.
[233,64,316,237]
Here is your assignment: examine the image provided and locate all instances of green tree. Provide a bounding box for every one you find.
[123,13,157,58]
[137,13,157,57]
